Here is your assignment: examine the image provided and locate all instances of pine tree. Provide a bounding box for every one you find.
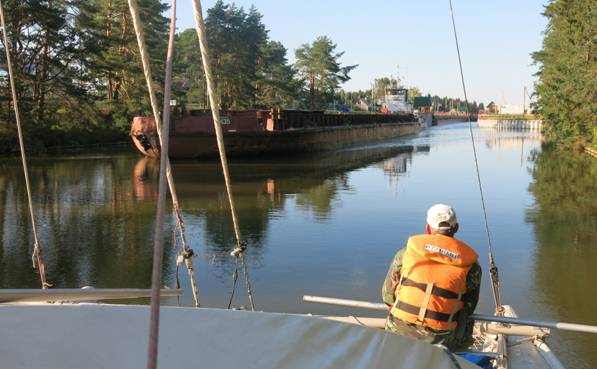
[254,41,300,108]
[533,0,596,147]
[295,36,357,109]
[76,0,168,128]
[172,29,206,109]
[205,1,267,109]
[174,1,300,110]
[0,0,89,131]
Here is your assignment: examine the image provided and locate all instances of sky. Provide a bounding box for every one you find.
[176,1,548,106]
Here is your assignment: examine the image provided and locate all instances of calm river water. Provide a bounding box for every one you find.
[1,123,595,367]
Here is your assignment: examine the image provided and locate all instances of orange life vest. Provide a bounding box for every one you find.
[390,234,478,331]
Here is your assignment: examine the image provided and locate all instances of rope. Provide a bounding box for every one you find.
[0,0,51,289]
[140,0,176,368]
[191,0,255,311]
[448,0,502,313]
[127,0,200,308]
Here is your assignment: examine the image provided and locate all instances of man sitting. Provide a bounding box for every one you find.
[381,204,481,350]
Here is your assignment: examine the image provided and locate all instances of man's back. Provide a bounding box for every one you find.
[381,207,482,350]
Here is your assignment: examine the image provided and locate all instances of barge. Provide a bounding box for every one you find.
[130,109,421,159]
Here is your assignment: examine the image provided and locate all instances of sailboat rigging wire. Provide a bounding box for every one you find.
[227,261,239,309]
[127,0,200,309]
[173,229,181,306]
[448,0,502,313]
[191,0,256,311]
[241,252,255,309]
[142,1,177,368]
[0,0,50,289]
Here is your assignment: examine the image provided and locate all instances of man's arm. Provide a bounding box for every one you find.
[464,262,482,314]
[449,262,482,349]
[381,248,406,306]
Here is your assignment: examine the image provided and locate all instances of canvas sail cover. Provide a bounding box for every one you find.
[0,305,478,369]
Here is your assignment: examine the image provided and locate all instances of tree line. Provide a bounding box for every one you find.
[533,0,595,149]
[171,2,354,111]
[0,1,365,152]
[0,0,483,154]
[334,76,482,113]
[0,0,169,152]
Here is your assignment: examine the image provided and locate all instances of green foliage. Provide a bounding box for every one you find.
[77,0,168,106]
[204,2,266,109]
[173,2,301,110]
[1,0,479,153]
[533,0,596,147]
[335,82,481,113]
[335,90,372,111]
[407,87,421,105]
[0,0,168,153]
[529,146,597,217]
[295,36,357,109]
[0,1,90,130]
[413,95,431,109]
[526,146,596,319]
[371,77,399,101]
[429,95,480,113]
[172,29,206,109]
[254,41,302,108]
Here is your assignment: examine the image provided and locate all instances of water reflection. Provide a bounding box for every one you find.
[526,147,597,368]
[1,127,595,368]
[0,145,424,290]
[378,146,429,189]
[168,145,424,273]
[133,157,159,200]
[0,156,163,289]
[484,132,542,151]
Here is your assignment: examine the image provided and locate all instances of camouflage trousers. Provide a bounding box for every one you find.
[385,315,459,350]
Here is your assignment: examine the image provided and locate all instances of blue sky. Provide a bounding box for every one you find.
[176,1,548,106]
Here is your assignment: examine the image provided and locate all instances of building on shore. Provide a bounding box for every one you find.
[498,104,524,115]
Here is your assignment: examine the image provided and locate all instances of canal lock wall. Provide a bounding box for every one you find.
[478,117,542,131]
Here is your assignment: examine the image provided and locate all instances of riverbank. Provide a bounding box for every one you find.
[0,125,129,156]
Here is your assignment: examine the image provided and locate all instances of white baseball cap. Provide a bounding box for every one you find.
[426,204,458,230]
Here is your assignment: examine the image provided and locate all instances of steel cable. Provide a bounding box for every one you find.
[448,0,502,313]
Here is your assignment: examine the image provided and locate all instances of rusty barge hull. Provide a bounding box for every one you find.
[169,123,421,159]
[131,110,421,159]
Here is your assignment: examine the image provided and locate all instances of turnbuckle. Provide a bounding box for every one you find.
[230,241,247,258]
